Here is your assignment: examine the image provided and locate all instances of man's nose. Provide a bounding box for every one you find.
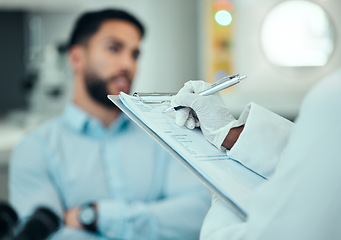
[119,52,135,70]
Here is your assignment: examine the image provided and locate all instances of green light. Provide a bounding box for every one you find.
[215,10,232,26]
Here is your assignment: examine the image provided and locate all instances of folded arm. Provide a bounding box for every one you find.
[9,133,97,239]
[63,159,210,240]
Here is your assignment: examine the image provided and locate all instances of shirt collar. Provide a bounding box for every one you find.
[62,102,130,135]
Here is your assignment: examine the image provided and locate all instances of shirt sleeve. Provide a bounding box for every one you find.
[227,102,294,178]
[9,132,64,219]
[200,71,341,240]
[50,227,107,240]
[9,132,84,239]
[96,157,211,240]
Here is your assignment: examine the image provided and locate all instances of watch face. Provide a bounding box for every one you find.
[79,206,96,225]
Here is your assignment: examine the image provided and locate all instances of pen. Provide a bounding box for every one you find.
[163,75,246,113]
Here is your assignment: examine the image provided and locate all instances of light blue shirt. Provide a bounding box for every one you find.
[9,103,210,240]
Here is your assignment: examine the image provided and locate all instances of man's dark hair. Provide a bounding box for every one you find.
[68,9,145,49]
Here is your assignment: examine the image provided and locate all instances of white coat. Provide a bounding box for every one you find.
[201,68,341,240]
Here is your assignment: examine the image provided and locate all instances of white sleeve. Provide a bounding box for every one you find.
[201,68,341,240]
[200,194,245,240]
[227,102,294,178]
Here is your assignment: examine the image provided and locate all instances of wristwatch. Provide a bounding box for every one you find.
[78,203,97,232]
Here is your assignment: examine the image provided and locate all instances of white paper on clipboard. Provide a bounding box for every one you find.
[108,93,266,219]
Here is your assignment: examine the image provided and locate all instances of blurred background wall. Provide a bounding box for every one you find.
[0,0,340,201]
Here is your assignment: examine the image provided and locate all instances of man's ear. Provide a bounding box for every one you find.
[68,45,85,72]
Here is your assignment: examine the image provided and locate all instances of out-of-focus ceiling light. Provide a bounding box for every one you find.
[261,1,334,67]
[215,10,233,26]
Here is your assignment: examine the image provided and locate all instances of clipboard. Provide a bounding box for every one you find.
[108,93,266,219]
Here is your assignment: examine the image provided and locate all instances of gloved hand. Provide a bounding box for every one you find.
[171,80,242,150]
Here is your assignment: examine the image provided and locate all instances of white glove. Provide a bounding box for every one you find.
[171,80,242,150]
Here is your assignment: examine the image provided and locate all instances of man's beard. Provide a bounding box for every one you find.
[84,71,130,109]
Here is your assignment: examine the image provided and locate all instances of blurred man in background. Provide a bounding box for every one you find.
[9,9,210,239]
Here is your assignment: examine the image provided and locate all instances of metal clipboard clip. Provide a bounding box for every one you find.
[132,92,176,104]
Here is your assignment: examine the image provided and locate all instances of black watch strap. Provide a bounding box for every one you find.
[78,203,97,232]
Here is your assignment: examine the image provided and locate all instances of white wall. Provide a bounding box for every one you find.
[217,0,341,120]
